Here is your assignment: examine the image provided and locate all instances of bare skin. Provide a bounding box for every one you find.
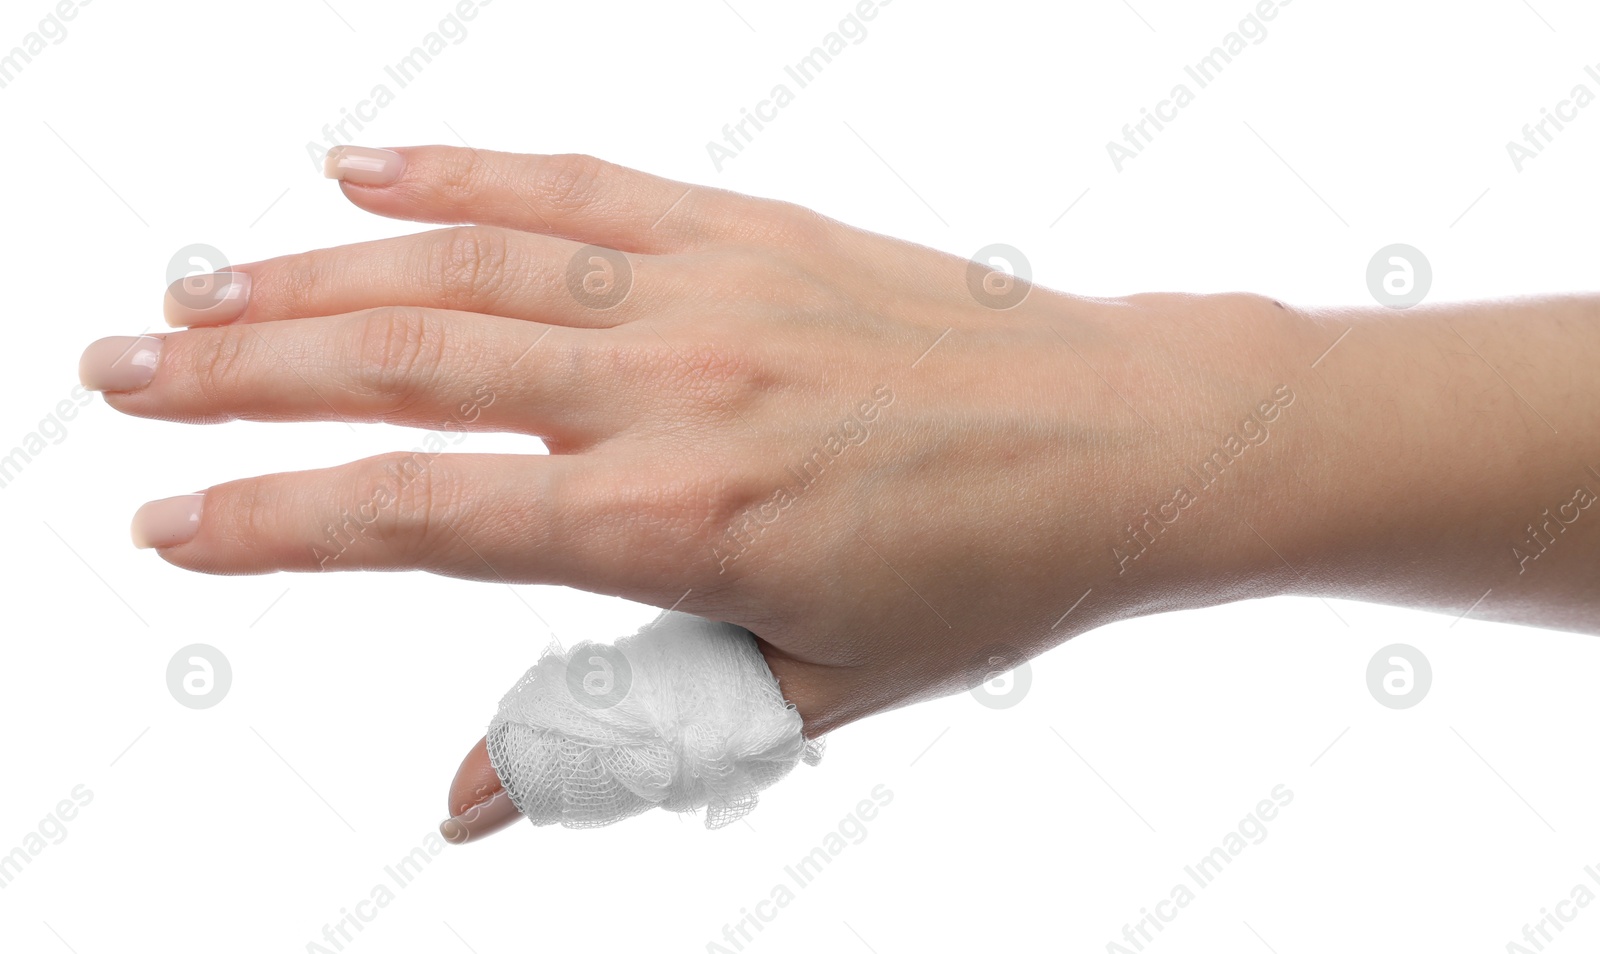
[77,146,1600,842]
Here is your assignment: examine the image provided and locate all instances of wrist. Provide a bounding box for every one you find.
[1059,290,1329,620]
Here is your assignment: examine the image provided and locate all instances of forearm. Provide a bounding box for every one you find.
[1277,294,1600,632]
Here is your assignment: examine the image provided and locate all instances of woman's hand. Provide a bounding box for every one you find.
[85,144,1600,839]
[80,145,1306,736]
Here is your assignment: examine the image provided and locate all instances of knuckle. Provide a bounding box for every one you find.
[718,250,825,308]
[581,333,766,422]
[434,149,485,204]
[596,466,724,574]
[273,253,329,317]
[532,153,608,215]
[752,201,832,246]
[667,464,774,585]
[350,308,447,411]
[659,338,767,413]
[352,451,460,565]
[672,342,758,393]
[229,476,282,555]
[427,226,510,309]
[190,325,256,404]
[560,335,645,382]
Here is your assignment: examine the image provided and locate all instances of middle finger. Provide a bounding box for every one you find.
[164,225,672,331]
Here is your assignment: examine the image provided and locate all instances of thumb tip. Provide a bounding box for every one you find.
[439,735,522,844]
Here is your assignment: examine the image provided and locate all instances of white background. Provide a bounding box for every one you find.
[2,0,1598,951]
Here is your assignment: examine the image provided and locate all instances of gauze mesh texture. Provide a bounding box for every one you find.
[485,611,823,830]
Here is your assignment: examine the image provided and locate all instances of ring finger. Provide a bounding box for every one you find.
[81,308,642,447]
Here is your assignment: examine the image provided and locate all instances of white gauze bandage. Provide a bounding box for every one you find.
[485,611,823,830]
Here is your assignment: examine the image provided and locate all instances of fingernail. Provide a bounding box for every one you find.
[131,494,205,549]
[324,145,405,186]
[165,271,250,327]
[79,335,163,392]
[440,788,522,845]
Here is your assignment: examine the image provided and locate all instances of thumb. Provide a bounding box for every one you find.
[438,622,829,845]
[439,738,521,845]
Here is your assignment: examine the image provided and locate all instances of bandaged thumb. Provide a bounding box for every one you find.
[485,611,823,830]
